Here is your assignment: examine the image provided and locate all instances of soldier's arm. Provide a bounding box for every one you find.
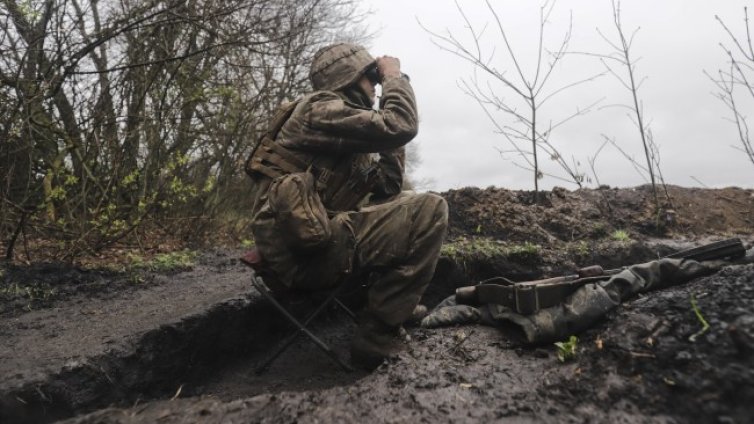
[301,76,418,154]
[371,146,405,199]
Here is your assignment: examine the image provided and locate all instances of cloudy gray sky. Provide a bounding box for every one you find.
[361,0,754,191]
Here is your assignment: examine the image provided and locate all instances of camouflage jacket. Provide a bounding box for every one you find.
[249,75,418,219]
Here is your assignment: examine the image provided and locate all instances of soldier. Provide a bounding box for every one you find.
[245,43,448,370]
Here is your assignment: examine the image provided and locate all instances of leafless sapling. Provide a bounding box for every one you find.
[707,7,754,170]
[586,0,671,217]
[421,0,603,201]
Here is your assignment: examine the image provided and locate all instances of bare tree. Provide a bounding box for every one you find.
[587,0,669,214]
[421,0,603,201]
[708,7,754,169]
[586,138,613,215]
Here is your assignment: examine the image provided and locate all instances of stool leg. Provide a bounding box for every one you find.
[251,274,354,374]
[334,298,357,322]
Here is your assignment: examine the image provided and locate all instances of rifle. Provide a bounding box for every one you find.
[455,237,747,315]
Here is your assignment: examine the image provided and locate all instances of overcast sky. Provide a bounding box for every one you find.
[360,0,754,191]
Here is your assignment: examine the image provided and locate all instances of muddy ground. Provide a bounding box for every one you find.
[1,185,753,423]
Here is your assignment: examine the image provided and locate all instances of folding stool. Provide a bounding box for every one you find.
[241,249,358,374]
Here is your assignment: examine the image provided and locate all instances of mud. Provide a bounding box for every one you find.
[0,251,260,423]
[1,186,753,423]
[54,262,754,424]
[549,263,754,423]
[0,263,141,318]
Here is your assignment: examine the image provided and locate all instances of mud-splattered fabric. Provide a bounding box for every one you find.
[249,68,447,326]
[248,76,417,220]
[346,192,448,326]
[422,258,719,344]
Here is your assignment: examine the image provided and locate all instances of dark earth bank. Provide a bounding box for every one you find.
[0,185,753,423]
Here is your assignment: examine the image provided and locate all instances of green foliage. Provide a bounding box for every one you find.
[203,176,217,193]
[121,169,139,187]
[167,175,199,203]
[48,186,67,201]
[44,150,206,258]
[88,202,131,238]
[64,174,79,186]
[0,0,368,261]
[507,241,541,259]
[128,250,197,273]
[241,239,255,249]
[165,153,190,172]
[570,240,590,257]
[590,223,608,238]
[0,281,55,311]
[441,237,540,261]
[611,229,631,242]
[554,335,579,362]
[441,237,506,260]
[18,0,42,23]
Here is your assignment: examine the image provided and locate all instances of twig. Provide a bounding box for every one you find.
[628,351,655,359]
[5,209,29,261]
[689,295,710,342]
[691,176,710,188]
[422,0,599,197]
[170,384,183,401]
[446,329,475,354]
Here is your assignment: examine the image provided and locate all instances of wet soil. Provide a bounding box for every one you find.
[0,251,258,423]
[1,186,753,423]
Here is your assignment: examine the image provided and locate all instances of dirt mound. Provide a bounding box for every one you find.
[444,185,754,242]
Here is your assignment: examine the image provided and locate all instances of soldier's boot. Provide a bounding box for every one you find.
[350,315,403,370]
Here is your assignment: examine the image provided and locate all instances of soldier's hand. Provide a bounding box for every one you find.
[376,56,401,80]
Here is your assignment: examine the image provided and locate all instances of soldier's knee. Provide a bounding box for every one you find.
[414,193,448,229]
[436,196,449,223]
[422,193,448,221]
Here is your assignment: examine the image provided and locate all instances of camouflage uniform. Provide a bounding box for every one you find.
[248,44,448,331]
[421,258,723,344]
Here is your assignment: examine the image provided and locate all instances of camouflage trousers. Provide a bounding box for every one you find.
[254,192,448,327]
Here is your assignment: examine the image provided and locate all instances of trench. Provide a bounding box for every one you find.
[1,243,663,424]
[3,296,273,424]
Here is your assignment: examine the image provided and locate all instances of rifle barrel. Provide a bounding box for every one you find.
[505,238,745,288]
[664,238,745,262]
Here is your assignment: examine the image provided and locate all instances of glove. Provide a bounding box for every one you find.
[421,295,484,328]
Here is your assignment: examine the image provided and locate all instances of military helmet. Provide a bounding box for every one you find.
[310,43,375,91]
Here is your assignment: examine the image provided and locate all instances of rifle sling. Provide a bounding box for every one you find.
[470,275,610,315]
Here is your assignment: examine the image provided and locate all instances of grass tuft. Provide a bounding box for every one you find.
[441,237,541,261]
[128,250,197,273]
[611,229,631,242]
[554,335,579,362]
[688,295,710,342]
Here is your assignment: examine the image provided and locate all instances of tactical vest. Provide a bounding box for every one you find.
[245,101,378,212]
